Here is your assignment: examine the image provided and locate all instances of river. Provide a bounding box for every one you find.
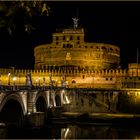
[0,122,140,139]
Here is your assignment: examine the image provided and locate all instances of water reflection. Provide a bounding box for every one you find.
[61,125,118,139]
[61,124,140,139]
[1,123,140,139]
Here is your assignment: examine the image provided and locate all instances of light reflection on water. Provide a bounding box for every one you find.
[1,123,140,139]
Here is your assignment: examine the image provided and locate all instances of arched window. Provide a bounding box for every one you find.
[63,36,66,40]
[70,36,73,40]
[77,36,80,40]
[81,99,84,106]
[56,36,59,40]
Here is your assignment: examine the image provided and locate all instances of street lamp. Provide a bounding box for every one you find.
[36,79,38,87]
[13,77,16,90]
[43,77,46,90]
[8,73,11,85]
[13,77,16,86]
[38,77,40,86]
[55,79,58,87]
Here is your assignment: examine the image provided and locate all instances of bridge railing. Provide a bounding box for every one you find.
[0,85,50,91]
[0,85,68,91]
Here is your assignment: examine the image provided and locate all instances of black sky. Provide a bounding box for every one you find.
[0,1,140,69]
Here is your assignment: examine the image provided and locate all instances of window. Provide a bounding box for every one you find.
[82,75,85,79]
[102,47,106,50]
[63,43,73,48]
[70,36,73,40]
[70,44,73,48]
[77,36,80,40]
[56,36,59,40]
[56,42,58,45]
[81,99,84,106]
[77,41,80,45]
[63,36,65,40]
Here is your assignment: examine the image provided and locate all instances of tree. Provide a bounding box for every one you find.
[0,1,50,35]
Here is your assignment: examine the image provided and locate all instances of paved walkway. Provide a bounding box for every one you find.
[62,112,140,120]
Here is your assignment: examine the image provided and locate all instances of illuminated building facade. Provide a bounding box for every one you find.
[34,28,120,70]
[0,26,139,90]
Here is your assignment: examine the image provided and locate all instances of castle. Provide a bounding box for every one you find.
[0,22,140,90]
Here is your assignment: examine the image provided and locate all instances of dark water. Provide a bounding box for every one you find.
[0,123,140,139]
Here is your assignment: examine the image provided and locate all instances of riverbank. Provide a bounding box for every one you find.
[54,112,140,125]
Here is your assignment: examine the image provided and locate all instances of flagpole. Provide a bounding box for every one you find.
[137,48,139,77]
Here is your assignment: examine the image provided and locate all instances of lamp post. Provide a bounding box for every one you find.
[38,77,40,86]
[13,77,16,86]
[36,79,38,88]
[8,73,11,86]
[43,77,46,90]
[13,77,16,90]
[55,79,58,88]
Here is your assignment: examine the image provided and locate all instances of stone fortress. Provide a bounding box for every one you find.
[0,18,140,90]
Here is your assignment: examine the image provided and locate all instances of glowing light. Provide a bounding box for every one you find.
[64,128,70,139]
[61,89,65,94]
[65,95,70,104]
[137,92,140,96]
[28,112,31,115]
[13,77,16,81]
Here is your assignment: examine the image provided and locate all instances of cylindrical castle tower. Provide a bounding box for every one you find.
[34,28,120,70]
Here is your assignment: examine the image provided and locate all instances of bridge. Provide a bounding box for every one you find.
[0,84,140,127]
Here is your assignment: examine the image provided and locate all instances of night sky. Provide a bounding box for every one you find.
[0,1,140,69]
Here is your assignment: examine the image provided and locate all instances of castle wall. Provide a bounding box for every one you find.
[0,67,137,89]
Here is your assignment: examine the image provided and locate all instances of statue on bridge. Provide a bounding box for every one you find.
[49,74,54,90]
[26,73,32,87]
[61,75,66,88]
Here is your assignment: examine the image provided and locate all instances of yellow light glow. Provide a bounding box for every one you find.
[64,128,70,139]
[13,77,16,81]
[65,95,70,104]
[61,89,65,93]
[137,92,140,96]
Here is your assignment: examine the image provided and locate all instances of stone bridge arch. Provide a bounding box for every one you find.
[0,93,26,115]
[54,89,62,106]
[54,89,71,106]
[34,91,49,112]
[0,93,26,127]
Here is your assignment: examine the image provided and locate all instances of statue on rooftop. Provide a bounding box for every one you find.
[72,17,79,29]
